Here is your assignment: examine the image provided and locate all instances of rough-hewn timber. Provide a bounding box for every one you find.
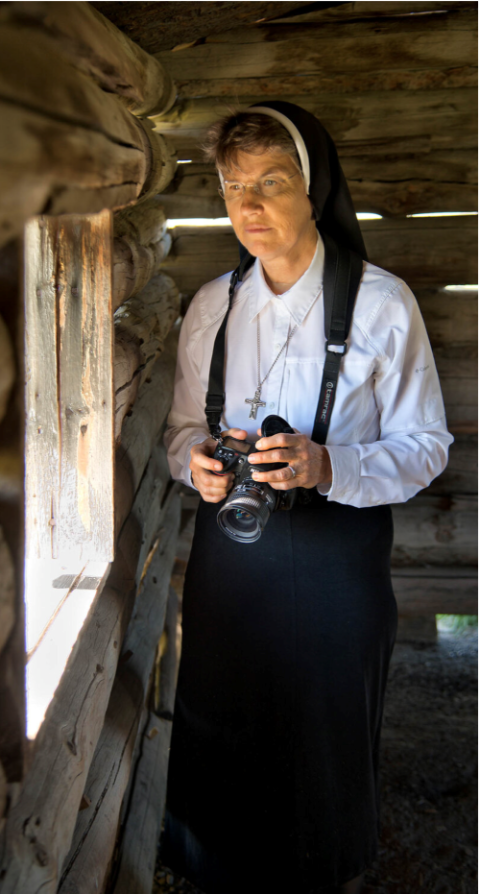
[1,2,176,117]
[114,273,180,438]
[58,494,181,894]
[92,1,475,55]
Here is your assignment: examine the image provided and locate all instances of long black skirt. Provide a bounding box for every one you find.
[161,492,397,893]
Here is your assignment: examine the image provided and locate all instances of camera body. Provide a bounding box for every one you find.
[212,415,297,543]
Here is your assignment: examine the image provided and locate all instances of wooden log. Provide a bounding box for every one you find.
[272,1,477,25]
[114,325,179,537]
[160,216,478,298]
[0,24,176,247]
[416,288,477,347]
[0,315,15,425]
[428,434,477,496]
[157,586,180,720]
[114,274,180,439]
[114,197,168,247]
[111,715,172,894]
[0,448,177,892]
[112,199,174,309]
[392,566,477,616]
[24,218,60,561]
[172,66,478,99]
[0,526,15,656]
[90,1,310,54]
[391,494,477,568]
[2,1,176,117]
[153,90,477,157]
[24,213,115,563]
[58,493,181,894]
[154,13,477,81]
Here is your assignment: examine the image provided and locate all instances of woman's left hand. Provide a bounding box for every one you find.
[248,429,332,490]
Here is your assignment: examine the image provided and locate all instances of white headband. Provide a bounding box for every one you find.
[251,105,311,194]
[217,106,311,194]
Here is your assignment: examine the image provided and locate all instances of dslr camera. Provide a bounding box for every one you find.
[213,415,298,544]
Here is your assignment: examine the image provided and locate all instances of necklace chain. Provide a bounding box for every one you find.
[257,316,298,388]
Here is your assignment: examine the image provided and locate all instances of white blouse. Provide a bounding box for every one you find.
[165,235,453,508]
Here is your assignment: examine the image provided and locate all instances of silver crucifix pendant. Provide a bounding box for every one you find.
[245,387,266,420]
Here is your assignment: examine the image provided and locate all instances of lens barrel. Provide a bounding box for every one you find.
[217,485,273,543]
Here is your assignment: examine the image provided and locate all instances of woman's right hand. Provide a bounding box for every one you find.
[189,429,248,503]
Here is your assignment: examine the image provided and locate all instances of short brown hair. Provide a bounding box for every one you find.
[203,111,301,171]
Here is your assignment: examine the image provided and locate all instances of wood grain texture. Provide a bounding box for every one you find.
[1,1,176,117]
[114,273,180,439]
[90,1,310,54]
[0,316,15,425]
[161,216,478,298]
[24,218,60,560]
[113,198,174,310]
[152,90,477,156]
[392,566,477,616]
[55,213,115,563]
[391,494,477,567]
[154,22,477,81]
[112,715,172,894]
[0,47,175,246]
[0,527,15,656]
[0,446,178,892]
[58,492,181,894]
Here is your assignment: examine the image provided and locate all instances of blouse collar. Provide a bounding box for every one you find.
[248,233,324,326]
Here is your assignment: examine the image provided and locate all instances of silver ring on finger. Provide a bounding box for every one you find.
[287,464,296,479]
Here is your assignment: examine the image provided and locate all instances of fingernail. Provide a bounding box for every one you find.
[251,471,259,479]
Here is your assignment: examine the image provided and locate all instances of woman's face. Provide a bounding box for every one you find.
[220,149,316,264]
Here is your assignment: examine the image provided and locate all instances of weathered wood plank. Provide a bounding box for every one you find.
[114,273,180,439]
[112,715,172,894]
[173,65,478,98]
[24,218,60,560]
[155,24,477,81]
[153,90,477,158]
[392,566,477,616]
[272,1,477,25]
[0,315,15,425]
[55,213,114,564]
[90,1,310,54]
[428,434,477,496]
[391,494,477,567]
[161,216,478,298]
[115,326,179,530]
[58,493,181,894]
[0,527,15,657]
[417,289,478,347]
[156,587,180,720]
[0,31,176,247]
[0,447,177,892]
[112,199,174,310]
[1,1,175,117]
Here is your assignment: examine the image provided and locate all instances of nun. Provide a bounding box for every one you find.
[161,102,453,894]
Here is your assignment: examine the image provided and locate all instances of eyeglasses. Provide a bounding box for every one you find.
[218,171,300,203]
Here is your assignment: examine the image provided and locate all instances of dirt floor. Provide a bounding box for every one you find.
[153,623,477,894]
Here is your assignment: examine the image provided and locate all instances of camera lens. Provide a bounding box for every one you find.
[217,485,274,543]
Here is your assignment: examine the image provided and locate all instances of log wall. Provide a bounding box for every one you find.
[0,4,183,890]
[0,1,476,892]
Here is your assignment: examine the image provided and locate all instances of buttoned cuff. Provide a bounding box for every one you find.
[316,445,361,504]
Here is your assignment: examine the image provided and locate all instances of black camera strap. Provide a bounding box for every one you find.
[311,233,363,445]
[205,252,255,439]
[204,234,363,443]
